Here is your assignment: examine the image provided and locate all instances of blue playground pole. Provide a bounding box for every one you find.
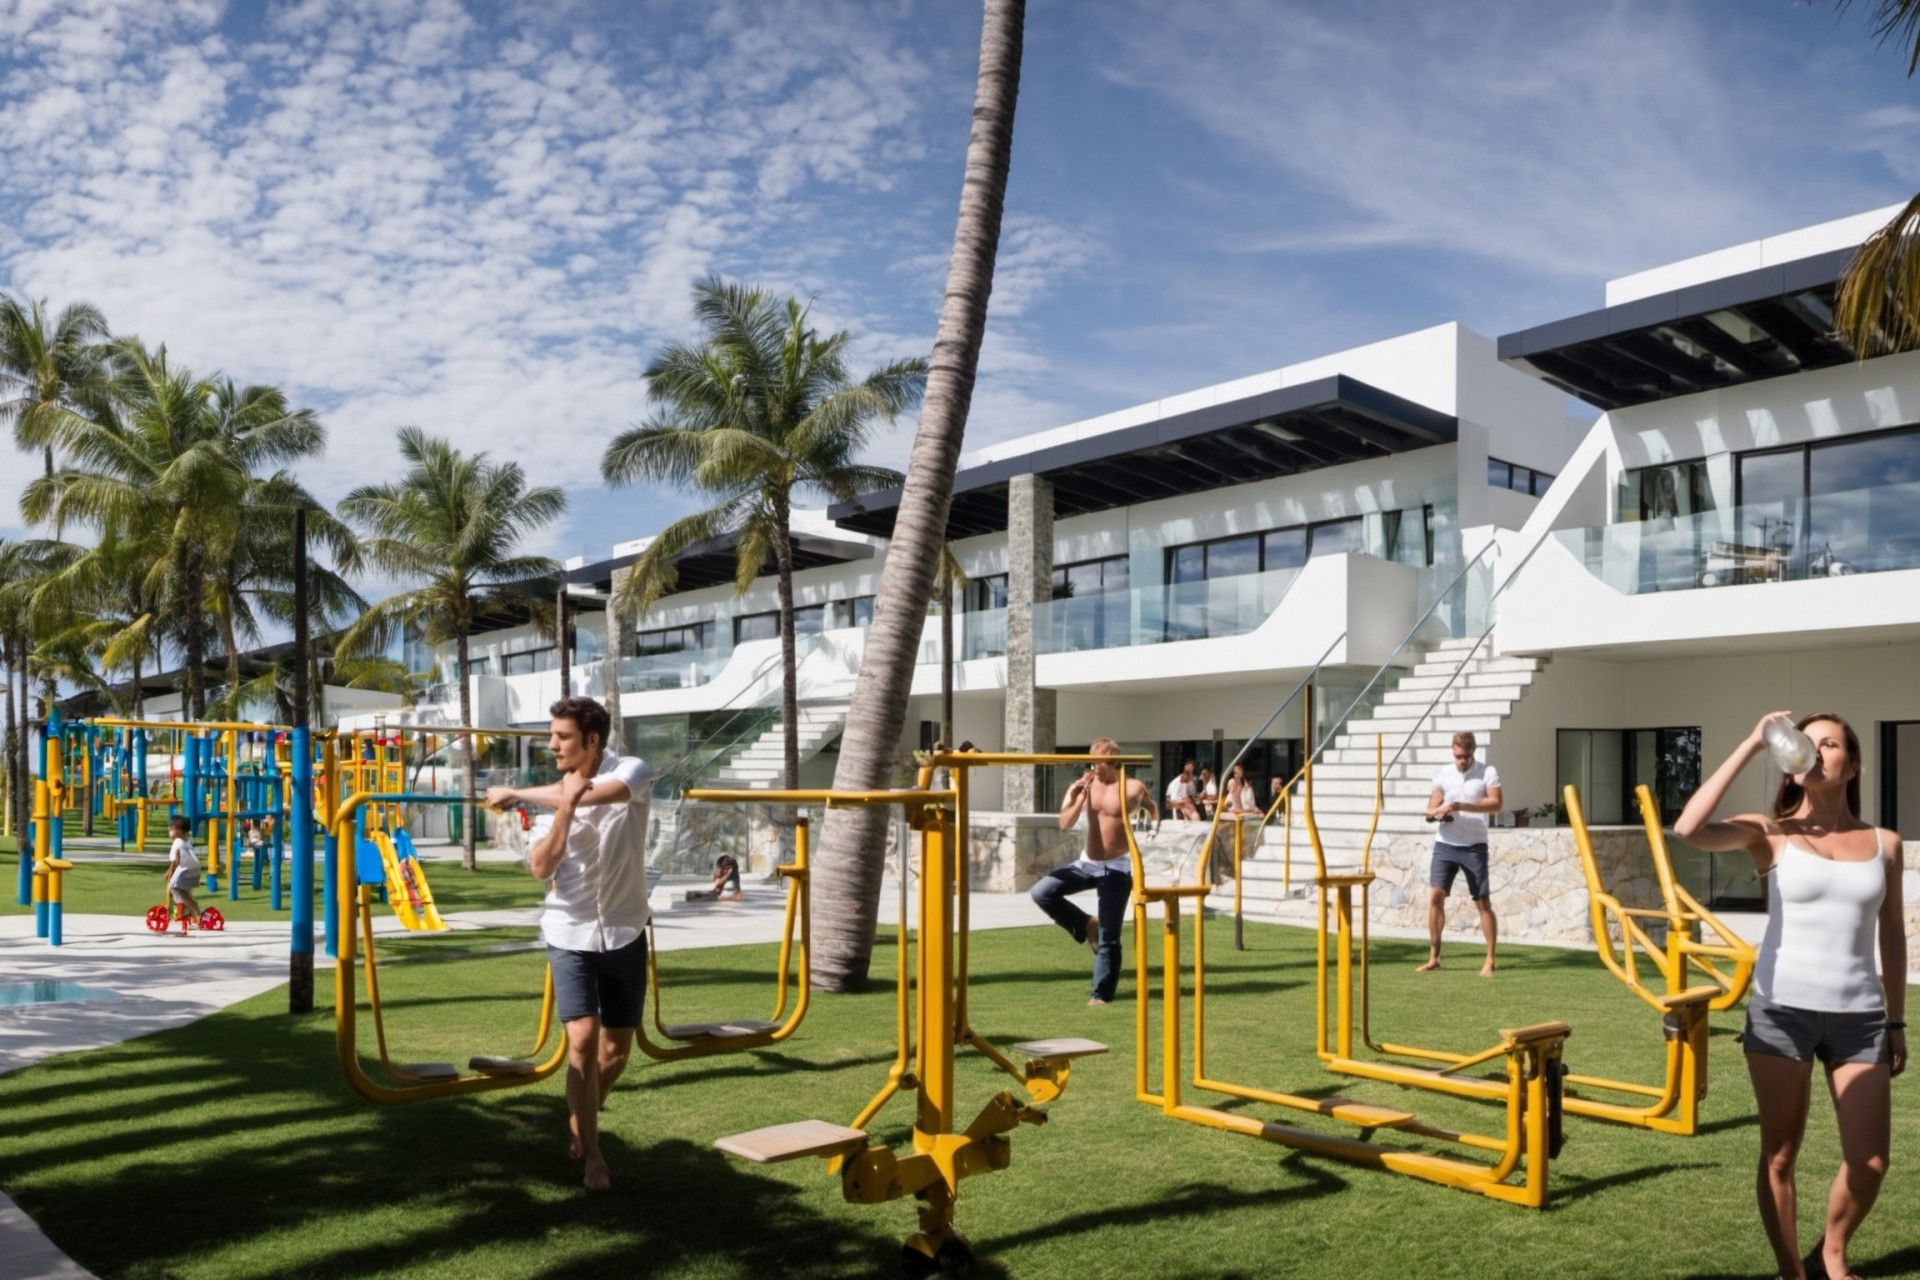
[47,707,64,884]
[291,727,314,966]
[323,816,339,959]
[34,722,49,937]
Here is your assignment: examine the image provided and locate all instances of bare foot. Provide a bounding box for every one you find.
[1087,997,1108,1007]
[1479,962,1496,978]
[583,1156,611,1191]
[1415,958,1441,973]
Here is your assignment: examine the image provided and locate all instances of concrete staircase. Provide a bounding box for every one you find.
[709,702,850,787]
[1209,636,1549,920]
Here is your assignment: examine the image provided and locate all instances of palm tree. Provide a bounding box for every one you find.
[34,524,165,718]
[602,278,924,789]
[0,295,112,478]
[1835,3,1920,352]
[0,538,78,833]
[21,341,327,719]
[338,427,565,869]
[811,0,1026,990]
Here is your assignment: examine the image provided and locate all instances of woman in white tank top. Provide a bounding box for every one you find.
[1675,711,1905,1280]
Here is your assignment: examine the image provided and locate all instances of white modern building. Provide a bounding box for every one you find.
[414,208,1920,968]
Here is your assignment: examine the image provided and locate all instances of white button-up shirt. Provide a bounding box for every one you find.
[533,753,654,952]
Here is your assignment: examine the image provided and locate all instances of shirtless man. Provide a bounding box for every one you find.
[1030,737,1158,1006]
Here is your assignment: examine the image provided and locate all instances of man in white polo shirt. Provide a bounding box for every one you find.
[487,695,651,1191]
[1420,730,1502,977]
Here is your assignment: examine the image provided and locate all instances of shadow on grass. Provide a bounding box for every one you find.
[637,1047,903,1088]
[978,1155,1348,1253]
[1550,1160,1712,1204]
[0,1007,902,1280]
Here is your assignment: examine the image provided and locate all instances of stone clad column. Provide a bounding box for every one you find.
[603,573,625,754]
[1003,473,1056,812]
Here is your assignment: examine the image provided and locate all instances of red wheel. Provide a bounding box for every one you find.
[145,905,172,933]
[199,907,225,931]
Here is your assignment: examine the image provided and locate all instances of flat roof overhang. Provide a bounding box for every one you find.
[1497,248,1857,411]
[564,530,873,596]
[827,374,1458,540]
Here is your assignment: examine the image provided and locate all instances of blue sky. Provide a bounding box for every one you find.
[6,0,1920,567]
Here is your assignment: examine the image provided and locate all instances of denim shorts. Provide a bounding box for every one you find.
[548,934,648,1028]
[1741,993,1890,1067]
[1429,842,1490,900]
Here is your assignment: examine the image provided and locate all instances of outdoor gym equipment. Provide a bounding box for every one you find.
[1541,782,1754,1134]
[1120,739,1571,1209]
[693,749,1130,1277]
[333,788,566,1104]
[627,816,812,1062]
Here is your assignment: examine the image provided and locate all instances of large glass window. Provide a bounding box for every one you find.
[1555,726,1701,825]
[1807,428,1920,574]
[1308,517,1365,559]
[1490,456,1553,497]
[634,621,713,656]
[502,647,556,676]
[1051,555,1129,599]
[1262,527,1307,570]
[1621,460,1714,522]
[731,605,826,645]
[966,575,1008,612]
[825,596,875,629]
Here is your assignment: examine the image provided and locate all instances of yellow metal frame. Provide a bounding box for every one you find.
[1123,724,1571,1208]
[332,789,567,1104]
[625,815,814,1062]
[697,750,1141,1269]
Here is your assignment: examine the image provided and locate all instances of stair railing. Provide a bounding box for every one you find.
[649,635,822,800]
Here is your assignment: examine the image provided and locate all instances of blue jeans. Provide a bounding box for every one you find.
[1030,862,1131,1002]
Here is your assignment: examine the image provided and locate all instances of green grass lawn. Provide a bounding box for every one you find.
[0,851,540,923]
[1,917,1914,1280]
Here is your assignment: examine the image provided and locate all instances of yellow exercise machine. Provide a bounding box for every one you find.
[693,749,1133,1276]
[628,816,812,1062]
[333,788,567,1104]
[1540,781,1756,1134]
[1122,745,1572,1209]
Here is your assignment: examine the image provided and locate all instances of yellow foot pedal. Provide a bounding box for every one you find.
[663,1019,780,1041]
[1318,1098,1416,1128]
[390,1062,459,1082]
[715,1119,868,1164]
[468,1056,536,1075]
[1011,1037,1108,1061]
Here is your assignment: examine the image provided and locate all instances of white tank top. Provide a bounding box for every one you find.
[1753,830,1888,1012]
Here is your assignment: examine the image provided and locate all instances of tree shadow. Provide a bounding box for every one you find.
[1549,1160,1711,1205]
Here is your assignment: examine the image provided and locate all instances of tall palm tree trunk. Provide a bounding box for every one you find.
[457,628,477,870]
[178,543,208,720]
[773,493,801,790]
[219,605,243,713]
[940,570,955,747]
[811,0,1024,990]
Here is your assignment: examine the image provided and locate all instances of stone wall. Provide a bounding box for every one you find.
[1366,826,1666,945]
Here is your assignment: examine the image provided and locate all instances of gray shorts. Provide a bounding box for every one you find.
[169,871,201,896]
[548,934,647,1029]
[1741,993,1890,1067]
[1429,842,1490,900]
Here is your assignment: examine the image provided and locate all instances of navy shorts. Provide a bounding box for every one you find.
[1429,842,1490,900]
[548,934,647,1028]
[1741,993,1890,1067]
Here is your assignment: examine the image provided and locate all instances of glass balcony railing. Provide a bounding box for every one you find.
[1555,481,1920,595]
[1034,566,1303,654]
[617,649,731,694]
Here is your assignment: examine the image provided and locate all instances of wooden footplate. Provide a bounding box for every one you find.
[663,1018,781,1041]
[715,1119,869,1165]
[1010,1037,1108,1062]
[468,1056,537,1075]
[389,1061,459,1082]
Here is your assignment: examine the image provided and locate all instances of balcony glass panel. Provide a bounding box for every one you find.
[618,649,730,693]
[963,608,1007,660]
[1553,480,1920,593]
[1036,566,1302,653]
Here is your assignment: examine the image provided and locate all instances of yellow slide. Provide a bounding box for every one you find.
[374,830,449,932]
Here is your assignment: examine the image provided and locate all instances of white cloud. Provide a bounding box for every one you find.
[0,0,962,557]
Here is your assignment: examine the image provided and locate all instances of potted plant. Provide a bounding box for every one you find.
[1533,800,1564,826]
[1510,807,1531,828]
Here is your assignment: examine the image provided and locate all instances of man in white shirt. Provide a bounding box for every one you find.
[486,696,652,1192]
[1420,731,1502,977]
[1164,760,1199,821]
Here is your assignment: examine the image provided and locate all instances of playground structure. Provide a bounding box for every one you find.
[1119,742,1571,1209]
[691,750,1129,1277]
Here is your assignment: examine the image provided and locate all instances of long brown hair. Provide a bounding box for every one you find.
[1771,711,1862,820]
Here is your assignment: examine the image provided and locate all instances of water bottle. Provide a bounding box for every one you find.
[1763,718,1816,775]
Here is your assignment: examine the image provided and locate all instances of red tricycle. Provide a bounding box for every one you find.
[144,902,225,935]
